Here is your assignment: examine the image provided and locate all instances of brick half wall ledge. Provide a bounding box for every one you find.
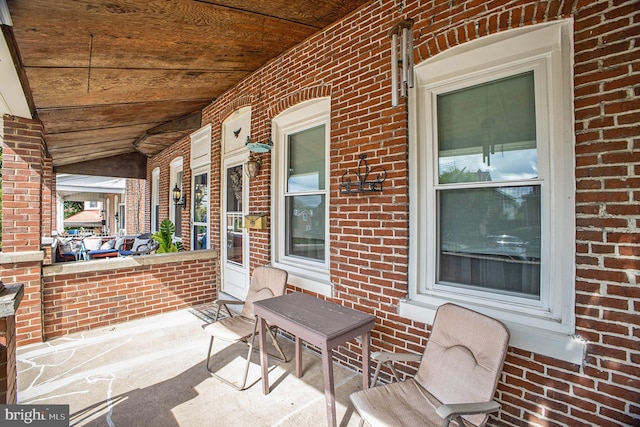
[0,282,25,405]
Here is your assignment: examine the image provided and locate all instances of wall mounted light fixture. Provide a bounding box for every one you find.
[172,184,186,207]
[194,184,205,206]
[245,156,262,179]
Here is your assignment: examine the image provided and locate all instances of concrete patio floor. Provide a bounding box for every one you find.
[16,307,367,426]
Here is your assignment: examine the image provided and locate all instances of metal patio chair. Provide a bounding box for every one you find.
[202,266,289,390]
[350,303,510,427]
[117,233,158,256]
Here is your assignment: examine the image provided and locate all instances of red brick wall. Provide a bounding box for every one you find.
[41,161,55,264]
[41,255,216,339]
[0,315,17,404]
[1,115,44,252]
[2,115,45,345]
[124,178,148,235]
[146,1,639,425]
[2,261,43,345]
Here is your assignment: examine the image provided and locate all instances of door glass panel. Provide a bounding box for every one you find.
[194,173,208,222]
[226,165,243,265]
[192,172,208,250]
[193,225,207,250]
[437,185,541,298]
[437,72,537,183]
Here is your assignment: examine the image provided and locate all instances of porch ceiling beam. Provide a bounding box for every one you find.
[54,152,147,180]
[134,111,203,154]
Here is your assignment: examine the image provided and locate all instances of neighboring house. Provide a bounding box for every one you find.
[55,174,124,235]
[55,174,146,236]
[63,207,102,231]
[0,1,638,425]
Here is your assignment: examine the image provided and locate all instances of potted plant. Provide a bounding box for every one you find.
[152,219,183,253]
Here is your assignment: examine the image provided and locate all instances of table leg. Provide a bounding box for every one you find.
[258,316,269,395]
[295,336,302,377]
[362,331,371,390]
[321,346,337,427]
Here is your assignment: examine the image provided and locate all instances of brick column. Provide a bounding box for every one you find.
[0,283,25,404]
[41,157,55,264]
[1,114,46,345]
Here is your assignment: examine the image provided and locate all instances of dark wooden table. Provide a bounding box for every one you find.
[253,292,376,427]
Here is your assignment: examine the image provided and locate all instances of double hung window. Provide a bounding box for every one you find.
[272,98,331,295]
[435,71,541,302]
[406,21,581,362]
[285,125,327,262]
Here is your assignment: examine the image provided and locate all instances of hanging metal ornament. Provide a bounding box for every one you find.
[389,19,414,107]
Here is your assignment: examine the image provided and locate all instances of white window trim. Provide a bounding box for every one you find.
[191,124,212,169]
[170,157,184,239]
[151,168,160,233]
[405,20,585,364]
[192,166,210,250]
[271,97,332,297]
[222,106,251,155]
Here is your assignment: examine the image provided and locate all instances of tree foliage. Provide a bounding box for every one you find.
[64,201,83,219]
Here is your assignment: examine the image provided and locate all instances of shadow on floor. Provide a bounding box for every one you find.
[17,308,365,426]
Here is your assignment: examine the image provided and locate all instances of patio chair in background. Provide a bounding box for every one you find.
[86,236,120,259]
[55,238,79,262]
[202,266,289,390]
[118,233,158,256]
[350,303,510,427]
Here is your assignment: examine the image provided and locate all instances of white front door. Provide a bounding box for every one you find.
[221,154,250,299]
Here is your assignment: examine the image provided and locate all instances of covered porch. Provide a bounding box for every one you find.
[1,0,639,426]
[17,307,364,426]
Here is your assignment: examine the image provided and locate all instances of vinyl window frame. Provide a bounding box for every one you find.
[272,97,332,296]
[403,21,583,363]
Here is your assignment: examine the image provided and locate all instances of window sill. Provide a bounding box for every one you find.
[273,261,332,297]
[399,299,585,365]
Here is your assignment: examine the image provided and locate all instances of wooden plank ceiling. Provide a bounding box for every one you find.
[5,0,370,177]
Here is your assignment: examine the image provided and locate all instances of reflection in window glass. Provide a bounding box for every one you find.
[193,225,207,250]
[434,71,542,300]
[226,214,243,265]
[437,186,541,298]
[174,171,183,238]
[192,172,208,250]
[194,173,208,223]
[437,72,537,183]
[283,124,326,264]
[286,195,325,261]
[226,166,243,211]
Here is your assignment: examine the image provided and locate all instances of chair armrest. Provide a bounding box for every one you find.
[370,351,422,386]
[214,299,244,306]
[372,351,422,363]
[436,400,501,419]
[213,299,244,320]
